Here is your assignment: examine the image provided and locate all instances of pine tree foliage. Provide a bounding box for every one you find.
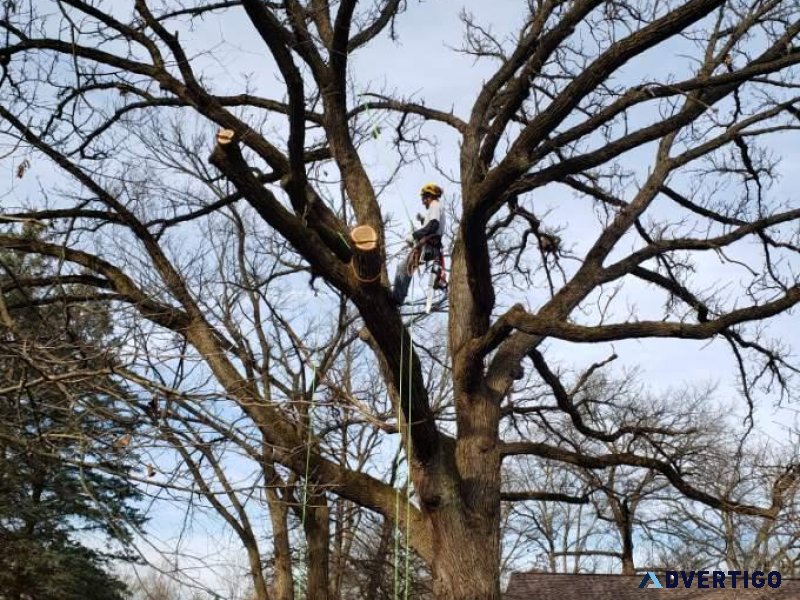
[0,236,144,600]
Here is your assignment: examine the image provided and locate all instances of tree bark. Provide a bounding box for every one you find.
[303,489,331,600]
[364,517,393,600]
[614,499,636,575]
[266,483,295,600]
[621,519,636,575]
[244,543,272,600]
[429,512,502,600]
[620,517,636,576]
[268,497,295,600]
[427,390,503,600]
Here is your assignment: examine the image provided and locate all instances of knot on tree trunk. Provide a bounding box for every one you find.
[350,225,381,284]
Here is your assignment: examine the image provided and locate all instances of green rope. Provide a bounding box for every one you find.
[394,331,404,600]
[301,364,317,527]
[405,293,414,599]
[337,231,352,251]
[359,90,416,598]
[405,279,416,600]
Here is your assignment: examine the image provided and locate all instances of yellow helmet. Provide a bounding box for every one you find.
[420,183,443,198]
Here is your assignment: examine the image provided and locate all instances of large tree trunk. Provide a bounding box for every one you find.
[421,229,503,599]
[266,489,295,600]
[303,490,331,600]
[430,512,502,600]
[424,392,503,599]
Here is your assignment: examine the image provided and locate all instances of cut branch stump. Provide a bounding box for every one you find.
[350,225,380,284]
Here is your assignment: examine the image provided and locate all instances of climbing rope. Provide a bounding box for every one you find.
[393,275,417,599]
[359,91,417,598]
[404,282,414,599]
[350,260,381,283]
[301,363,318,527]
[394,330,404,599]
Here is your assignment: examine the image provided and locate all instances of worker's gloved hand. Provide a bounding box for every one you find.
[405,234,415,246]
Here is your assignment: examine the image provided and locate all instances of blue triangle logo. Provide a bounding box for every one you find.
[639,572,663,589]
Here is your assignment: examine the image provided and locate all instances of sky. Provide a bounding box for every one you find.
[4,0,800,587]
[131,0,800,577]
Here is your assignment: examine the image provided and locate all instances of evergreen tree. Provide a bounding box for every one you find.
[0,238,144,600]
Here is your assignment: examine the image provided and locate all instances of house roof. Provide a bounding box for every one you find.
[504,572,800,600]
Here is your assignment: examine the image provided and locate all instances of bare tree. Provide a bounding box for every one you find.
[502,459,603,575]
[126,567,181,600]
[650,435,800,574]
[2,1,800,598]
[500,377,739,576]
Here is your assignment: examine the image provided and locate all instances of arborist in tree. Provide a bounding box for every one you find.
[391,183,448,308]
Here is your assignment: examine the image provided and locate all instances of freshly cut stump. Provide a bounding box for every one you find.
[350,225,380,283]
[216,128,236,145]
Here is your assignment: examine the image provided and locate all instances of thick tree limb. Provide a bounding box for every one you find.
[500,490,591,504]
[500,441,798,518]
[487,288,799,346]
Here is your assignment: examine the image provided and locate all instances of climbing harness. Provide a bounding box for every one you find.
[404,234,448,313]
[357,93,448,313]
